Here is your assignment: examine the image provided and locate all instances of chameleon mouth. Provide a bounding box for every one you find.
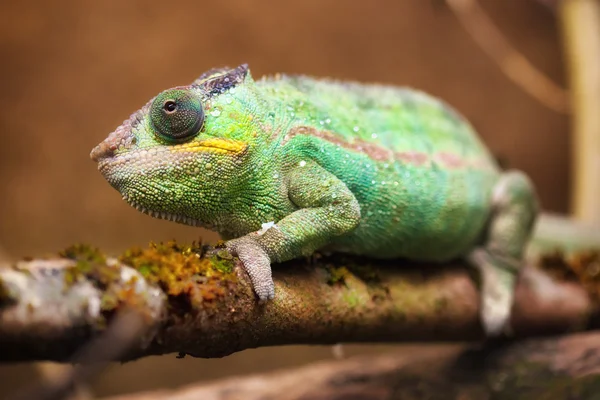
[96,138,247,174]
[169,138,248,155]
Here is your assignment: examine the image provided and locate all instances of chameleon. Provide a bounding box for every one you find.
[91,64,538,336]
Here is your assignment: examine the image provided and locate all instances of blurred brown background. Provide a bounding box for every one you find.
[0,0,568,397]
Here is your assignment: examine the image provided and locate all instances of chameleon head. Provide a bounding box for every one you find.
[90,64,257,228]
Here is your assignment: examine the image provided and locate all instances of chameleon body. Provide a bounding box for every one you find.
[91,64,538,336]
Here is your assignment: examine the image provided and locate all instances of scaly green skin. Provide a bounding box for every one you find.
[91,64,538,336]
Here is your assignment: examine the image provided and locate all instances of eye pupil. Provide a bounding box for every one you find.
[164,101,177,113]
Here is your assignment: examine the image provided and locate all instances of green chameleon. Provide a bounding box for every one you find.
[91,64,538,336]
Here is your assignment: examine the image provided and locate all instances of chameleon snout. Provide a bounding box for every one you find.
[90,141,115,162]
[91,118,137,162]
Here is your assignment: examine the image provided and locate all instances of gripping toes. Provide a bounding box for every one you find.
[471,170,538,337]
[226,237,275,300]
[468,248,520,337]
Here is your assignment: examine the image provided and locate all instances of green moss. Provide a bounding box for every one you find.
[100,292,120,311]
[118,240,237,307]
[59,244,120,289]
[320,254,382,285]
[342,290,361,308]
[59,243,106,265]
[210,253,234,274]
[539,250,600,303]
[324,265,351,285]
[318,255,393,304]
[55,241,238,318]
[347,263,381,284]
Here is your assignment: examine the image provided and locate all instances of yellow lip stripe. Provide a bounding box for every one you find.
[170,138,247,154]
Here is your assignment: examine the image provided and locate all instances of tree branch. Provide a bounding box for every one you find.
[101,331,600,400]
[0,214,599,362]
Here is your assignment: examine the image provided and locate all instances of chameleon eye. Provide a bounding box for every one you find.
[150,89,204,141]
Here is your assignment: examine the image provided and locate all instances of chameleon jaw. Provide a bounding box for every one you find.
[123,194,215,230]
[93,138,248,232]
[95,138,246,177]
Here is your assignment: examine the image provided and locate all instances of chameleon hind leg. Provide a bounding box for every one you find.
[468,170,538,337]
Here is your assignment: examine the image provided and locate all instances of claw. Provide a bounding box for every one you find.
[469,248,518,338]
[226,237,276,301]
[255,281,276,301]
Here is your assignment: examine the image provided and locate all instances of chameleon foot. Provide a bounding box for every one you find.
[468,248,519,337]
[470,170,538,337]
[226,236,275,300]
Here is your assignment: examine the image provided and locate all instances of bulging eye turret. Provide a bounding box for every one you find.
[150,89,204,141]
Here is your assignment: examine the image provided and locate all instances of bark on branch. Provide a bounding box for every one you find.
[102,331,600,400]
[0,214,599,362]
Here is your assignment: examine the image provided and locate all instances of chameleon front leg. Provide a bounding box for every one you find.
[469,170,538,337]
[226,162,361,300]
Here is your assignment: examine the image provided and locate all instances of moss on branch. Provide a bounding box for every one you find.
[0,214,599,362]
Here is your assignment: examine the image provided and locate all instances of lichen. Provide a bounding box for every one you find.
[54,241,238,318]
[58,244,148,325]
[539,250,600,303]
[118,240,237,308]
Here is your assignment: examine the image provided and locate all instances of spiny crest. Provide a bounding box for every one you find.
[193,64,250,97]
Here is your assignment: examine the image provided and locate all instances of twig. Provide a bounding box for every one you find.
[558,0,600,224]
[534,0,559,10]
[446,0,570,114]
[0,214,599,362]
[7,309,150,400]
